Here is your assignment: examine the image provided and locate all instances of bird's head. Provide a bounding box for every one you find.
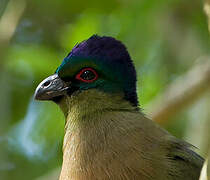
[34,35,138,117]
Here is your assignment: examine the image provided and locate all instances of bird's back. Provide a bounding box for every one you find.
[113,111,204,180]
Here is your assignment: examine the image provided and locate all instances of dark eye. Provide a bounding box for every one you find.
[76,68,98,83]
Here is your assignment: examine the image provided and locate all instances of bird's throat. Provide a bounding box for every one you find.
[59,89,139,180]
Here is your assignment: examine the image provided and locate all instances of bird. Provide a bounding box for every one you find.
[34,35,204,180]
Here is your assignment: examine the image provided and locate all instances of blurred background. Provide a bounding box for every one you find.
[0,0,210,179]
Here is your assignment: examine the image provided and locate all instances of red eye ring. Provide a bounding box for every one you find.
[75,68,98,83]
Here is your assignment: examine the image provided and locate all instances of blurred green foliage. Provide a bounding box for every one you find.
[0,0,209,179]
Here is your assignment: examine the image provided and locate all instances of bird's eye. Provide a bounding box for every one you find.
[75,68,98,83]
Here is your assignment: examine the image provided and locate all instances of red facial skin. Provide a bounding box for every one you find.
[75,68,98,83]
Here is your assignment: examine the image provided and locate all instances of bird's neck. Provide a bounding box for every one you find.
[59,89,140,180]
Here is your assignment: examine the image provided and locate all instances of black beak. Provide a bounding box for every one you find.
[34,74,70,101]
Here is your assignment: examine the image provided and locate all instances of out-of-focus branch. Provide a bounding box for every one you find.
[204,0,210,32]
[0,0,26,65]
[0,2,25,179]
[148,59,210,125]
[197,3,210,178]
[199,156,208,180]
[208,155,210,178]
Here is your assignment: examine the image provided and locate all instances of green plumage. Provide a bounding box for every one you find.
[56,56,124,93]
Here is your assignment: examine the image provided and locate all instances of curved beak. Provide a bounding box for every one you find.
[34,74,70,100]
